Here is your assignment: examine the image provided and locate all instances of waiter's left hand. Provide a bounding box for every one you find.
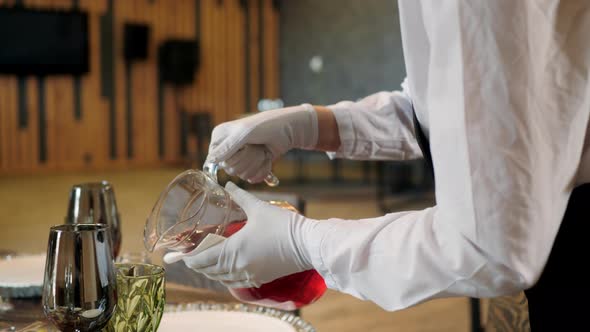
[179,182,317,288]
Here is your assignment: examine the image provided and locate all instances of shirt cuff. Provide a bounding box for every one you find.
[300,103,319,150]
[325,101,356,160]
[305,219,341,290]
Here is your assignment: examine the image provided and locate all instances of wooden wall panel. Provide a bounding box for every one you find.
[248,0,260,113]
[0,79,6,170]
[162,1,178,163]
[6,78,17,170]
[17,80,29,170]
[3,77,11,170]
[25,78,38,171]
[146,1,159,165]
[59,77,76,169]
[264,0,280,99]
[2,84,8,170]
[44,77,57,169]
[83,0,107,170]
[215,0,224,121]
[2,77,12,170]
[226,0,245,122]
[0,0,279,174]
[114,0,127,165]
[49,77,62,169]
[200,0,213,122]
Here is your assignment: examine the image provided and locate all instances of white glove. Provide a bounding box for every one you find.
[207,104,318,183]
[173,182,318,288]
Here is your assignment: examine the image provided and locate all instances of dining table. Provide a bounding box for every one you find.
[0,282,239,331]
[0,274,315,332]
[0,190,313,331]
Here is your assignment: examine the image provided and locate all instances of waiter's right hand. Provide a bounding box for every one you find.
[206,104,318,183]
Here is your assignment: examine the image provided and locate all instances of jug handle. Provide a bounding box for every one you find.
[203,161,279,187]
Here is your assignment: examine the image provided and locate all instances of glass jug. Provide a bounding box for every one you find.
[143,168,326,311]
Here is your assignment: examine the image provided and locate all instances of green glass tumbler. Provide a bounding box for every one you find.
[105,263,166,332]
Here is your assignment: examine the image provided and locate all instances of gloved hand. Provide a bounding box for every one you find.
[174,182,318,288]
[207,104,318,183]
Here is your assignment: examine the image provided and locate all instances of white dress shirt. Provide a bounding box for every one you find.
[308,1,590,311]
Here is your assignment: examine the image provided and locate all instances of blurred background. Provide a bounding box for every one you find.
[0,0,489,331]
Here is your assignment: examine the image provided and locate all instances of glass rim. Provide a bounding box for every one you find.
[115,262,165,279]
[50,223,110,233]
[71,180,113,190]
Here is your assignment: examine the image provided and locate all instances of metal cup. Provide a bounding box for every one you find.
[42,224,117,332]
[65,181,122,259]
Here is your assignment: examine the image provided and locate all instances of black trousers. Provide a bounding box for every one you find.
[524,183,590,331]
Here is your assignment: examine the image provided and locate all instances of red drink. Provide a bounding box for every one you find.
[223,220,327,311]
[172,216,327,310]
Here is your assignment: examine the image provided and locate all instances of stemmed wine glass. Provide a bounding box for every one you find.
[42,224,117,332]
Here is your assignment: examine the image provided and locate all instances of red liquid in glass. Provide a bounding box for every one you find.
[223,220,327,310]
[176,220,327,310]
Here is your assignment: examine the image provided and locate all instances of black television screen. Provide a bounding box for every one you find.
[0,7,89,75]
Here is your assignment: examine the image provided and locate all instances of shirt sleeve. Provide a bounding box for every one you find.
[325,79,423,161]
[302,1,589,311]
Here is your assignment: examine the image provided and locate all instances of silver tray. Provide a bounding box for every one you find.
[165,302,316,332]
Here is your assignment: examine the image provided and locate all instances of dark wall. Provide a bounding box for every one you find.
[279,0,405,106]
[278,1,433,195]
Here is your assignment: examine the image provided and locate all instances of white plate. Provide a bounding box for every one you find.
[162,303,315,332]
[159,311,297,332]
[0,254,45,298]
